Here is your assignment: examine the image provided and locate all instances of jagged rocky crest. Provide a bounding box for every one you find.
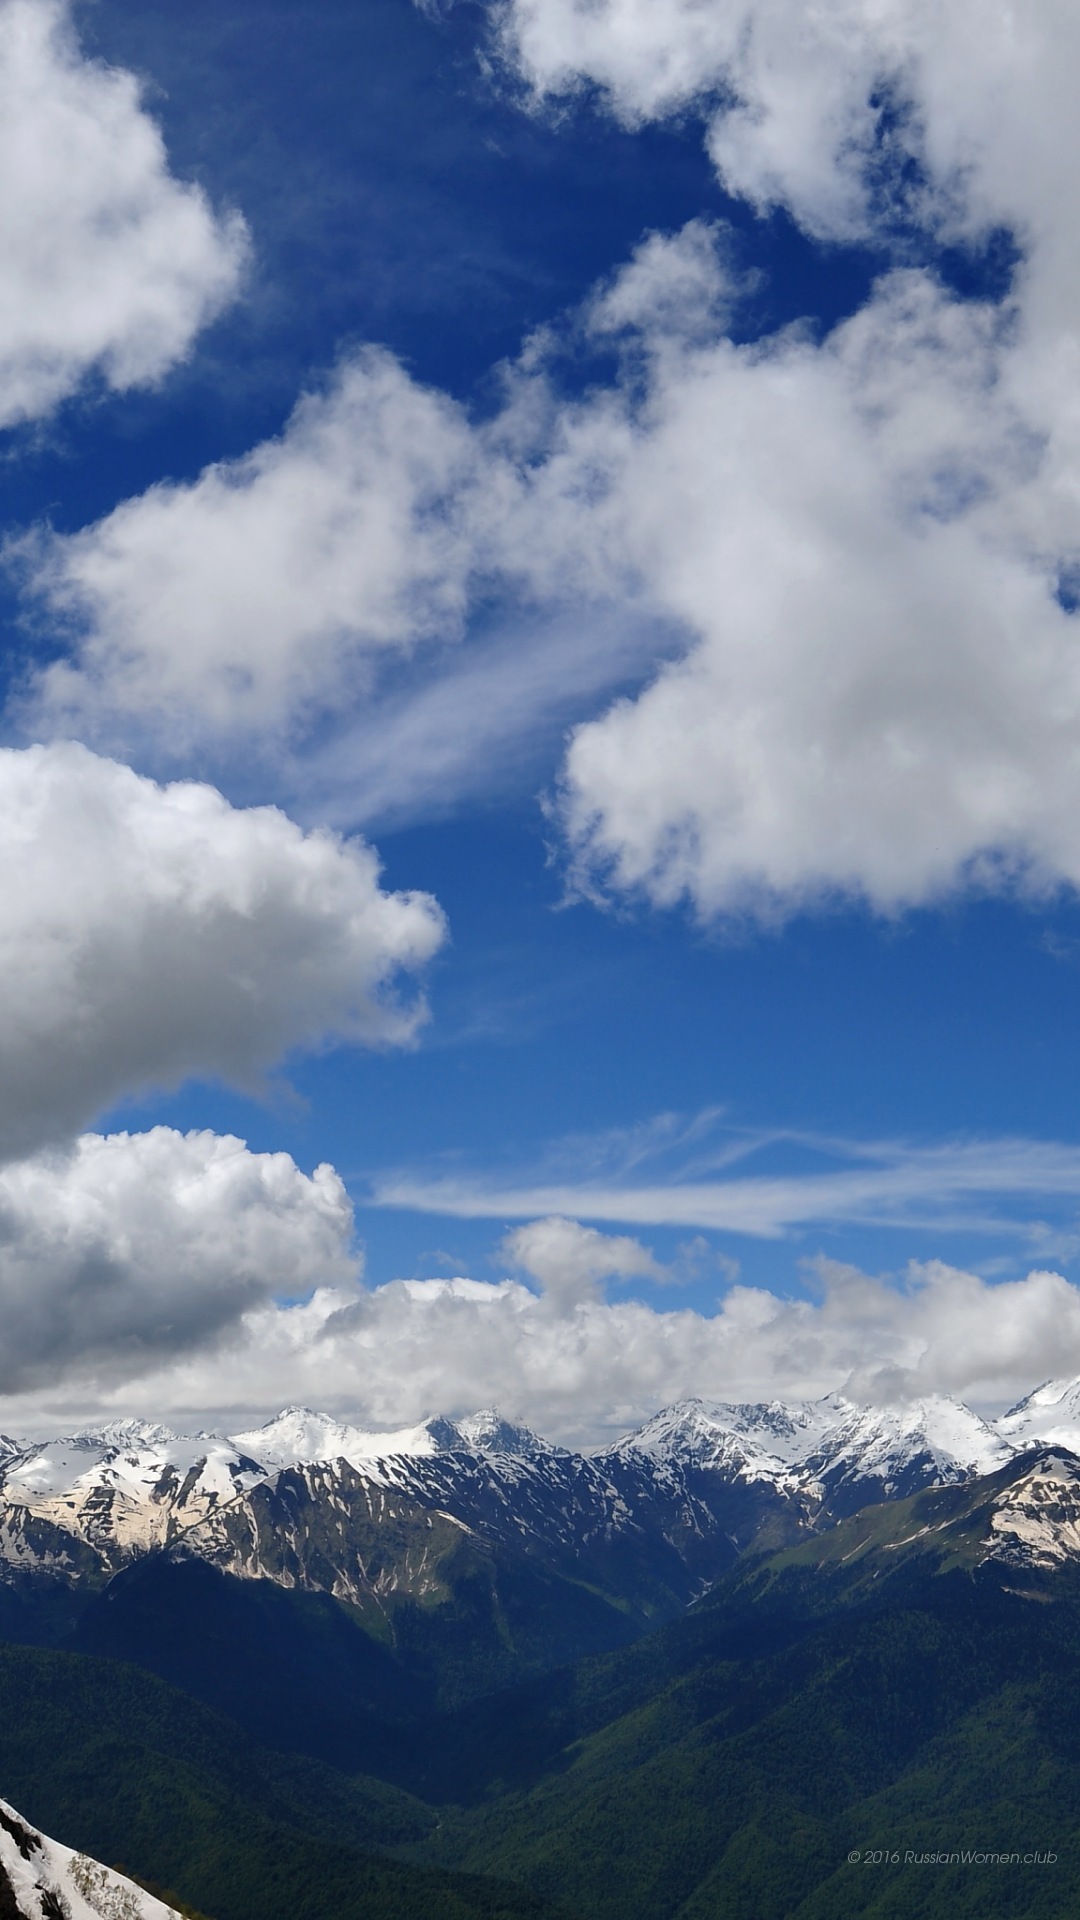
[4,1380,1080,1620]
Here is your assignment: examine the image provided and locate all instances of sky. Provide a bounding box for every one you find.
[4,0,1080,1444]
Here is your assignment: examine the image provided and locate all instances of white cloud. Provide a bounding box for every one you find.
[371,1125,1080,1243]
[24,349,488,742]
[492,0,1080,251]
[28,224,1080,924]
[485,0,1080,918]
[24,1,1080,919]
[0,742,445,1158]
[19,1245,1080,1448]
[502,1214,668,1305]
[587,216,737,344]
[554,263,1080,916]
[0,0,246,426]
[0,1126,357,1393]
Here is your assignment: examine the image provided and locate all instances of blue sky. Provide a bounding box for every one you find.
[2,0,1080,1439]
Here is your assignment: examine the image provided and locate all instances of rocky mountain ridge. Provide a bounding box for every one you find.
[3,1377,1080,1620]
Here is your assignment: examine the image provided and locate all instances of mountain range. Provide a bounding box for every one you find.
[6,1388,1080,1917]
[4,1436,1080,1919]
[2,1378,1078,1619]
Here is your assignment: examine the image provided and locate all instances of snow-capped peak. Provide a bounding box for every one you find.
[229,1404,559,1470]
[995,1376,1080,1452]
[807,1394,1011,1481]
[0,1426,267,1566]
[454,1409,556,1456]
[68,1417,183,1451]
[608,1389,1010,1503]
[229,1405,464,1471]
[0,1797,184,1920]
[609,1396,847,1473]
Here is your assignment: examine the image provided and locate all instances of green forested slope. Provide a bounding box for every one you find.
[0,1645,572,1920]
[416,1567,1080,1919]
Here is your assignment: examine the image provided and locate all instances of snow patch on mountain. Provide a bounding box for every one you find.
[611,1390,1011,1506]
[230,1404,557,1471]
[229,1404,464,1469]
[0,1798,183,1920]
[984,1451,1080,1569]
[996,1378,1080,1454]
[0,1428,267,1566]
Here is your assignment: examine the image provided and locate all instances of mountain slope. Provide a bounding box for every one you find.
[6,1383,1080,1753]
[420,1591,1074,1919]
[408,1451,1080,1919]
[0,1800,186,1920]
[0,1643,569,1920]
[1,1380,1072,1638]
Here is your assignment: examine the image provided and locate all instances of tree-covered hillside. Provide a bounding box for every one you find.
[409,1536,1080,1916]
[0,1645,571,1920]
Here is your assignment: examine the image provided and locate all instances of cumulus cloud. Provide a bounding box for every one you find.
[492,0,1080,251]
[24,230,1080,924]
[587,216,737,344]
[24,349,487,742]
[0,0,246,426]
[502,1214,668,1305]
[0,742,445,1159]
[24,2,1080,918]
[0,1126,357,1394]
[479,1,1080,915]
[552,267,1078,914]
[22,1245,1080,1448]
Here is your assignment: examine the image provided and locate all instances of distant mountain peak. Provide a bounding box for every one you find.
[1002,1378,1061,1416]
[67,1417,183,1452]
[454,1409,556,1456]
[228,1404,557,1470]
[229,1405,464,1471]
[608,1388,1011,1514]
[997,1375,1080,1444]
[984,1445,1080,1569]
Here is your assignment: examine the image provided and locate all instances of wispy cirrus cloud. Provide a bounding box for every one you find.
[367,1116,1080,1245]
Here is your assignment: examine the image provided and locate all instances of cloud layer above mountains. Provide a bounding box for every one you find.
[14,1219,1080,1446]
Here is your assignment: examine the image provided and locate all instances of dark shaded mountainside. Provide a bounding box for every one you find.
[415,1450,1080,1919]
[5,1392,1080,1918]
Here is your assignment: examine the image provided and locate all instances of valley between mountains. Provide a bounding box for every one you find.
[5,1383,1080,1918]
